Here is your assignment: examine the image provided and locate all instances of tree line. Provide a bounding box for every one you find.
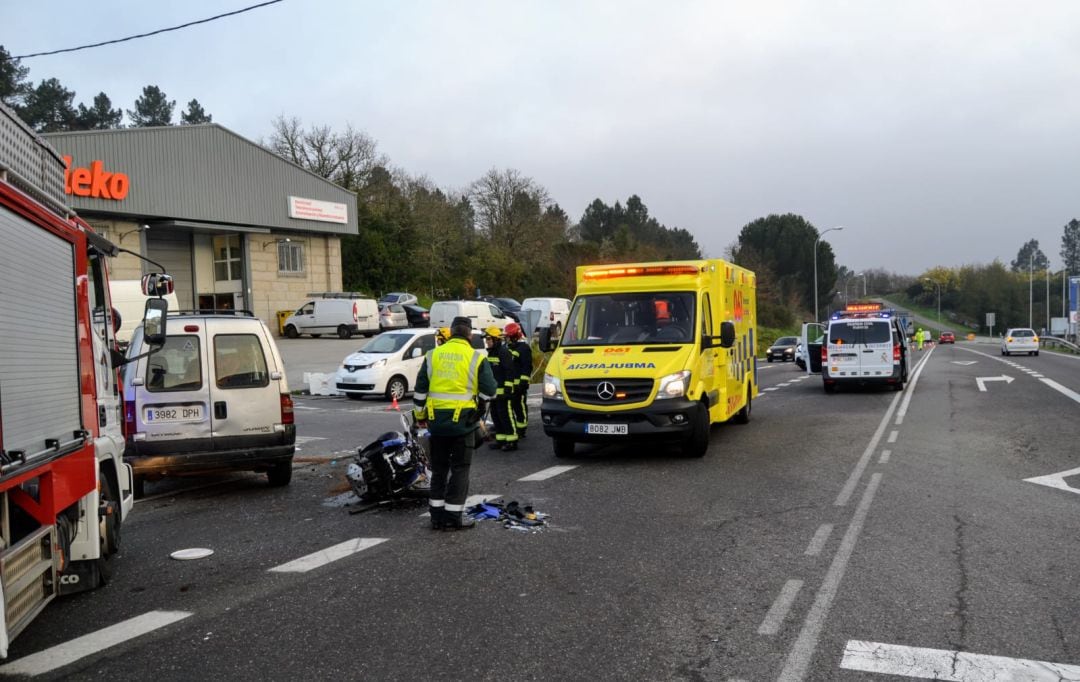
[1,45,211,130]
[265,116,702,300]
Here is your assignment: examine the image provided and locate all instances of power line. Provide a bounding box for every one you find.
[12,1,284,60]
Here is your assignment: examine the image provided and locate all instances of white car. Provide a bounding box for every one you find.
[335,328,484,401]
[521,297,572,336]
[1001,328,1039,356]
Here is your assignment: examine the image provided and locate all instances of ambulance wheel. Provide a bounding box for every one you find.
[338,325,352,339]
[553,437,575,458]
[285,325,299,339]
[267,459,293,487]
[683,402,709,458]
[734,388,752,424]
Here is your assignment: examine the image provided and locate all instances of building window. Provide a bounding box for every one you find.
[278,241,304,274]
[213,235,243,282]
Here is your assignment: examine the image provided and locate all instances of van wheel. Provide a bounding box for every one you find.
[338,325,352,339]
[346,393,365,401]
[267,460,293,487]
[553,437,575,458]
[284,325,299,339]
[682,402,710,457]
[386,376,407,401]
[733,388,752,424]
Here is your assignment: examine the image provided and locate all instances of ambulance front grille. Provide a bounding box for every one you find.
[564,378,654,405]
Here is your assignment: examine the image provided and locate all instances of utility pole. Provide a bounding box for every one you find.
[1029,252,1033,329]
[1046,265,1050,335]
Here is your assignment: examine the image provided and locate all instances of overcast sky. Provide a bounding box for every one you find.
[9,1,1080,274]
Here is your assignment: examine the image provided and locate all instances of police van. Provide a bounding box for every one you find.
[802,303,908,393]
[539,260,757,458]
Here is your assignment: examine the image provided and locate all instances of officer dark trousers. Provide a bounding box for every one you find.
[428,431,474,513]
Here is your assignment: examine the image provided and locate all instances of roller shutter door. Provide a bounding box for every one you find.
[146,231,194,310]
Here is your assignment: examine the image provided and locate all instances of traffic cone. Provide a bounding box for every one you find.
[387,395,400,411]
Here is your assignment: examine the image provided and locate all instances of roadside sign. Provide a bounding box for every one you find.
[985,312,995,326]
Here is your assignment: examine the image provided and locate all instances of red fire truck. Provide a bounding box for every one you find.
[0,102,169,655]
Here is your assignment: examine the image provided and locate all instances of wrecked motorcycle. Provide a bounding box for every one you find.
[346,413,431,504]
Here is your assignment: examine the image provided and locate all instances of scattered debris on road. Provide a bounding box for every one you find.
[467,499,549,532]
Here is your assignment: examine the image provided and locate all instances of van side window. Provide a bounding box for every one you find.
[215,334,269,389]
[147,336,203,392]
[701,293,714,338]
[299,303,314,315]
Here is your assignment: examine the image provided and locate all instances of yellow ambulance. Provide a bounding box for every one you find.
[540,260,757,458]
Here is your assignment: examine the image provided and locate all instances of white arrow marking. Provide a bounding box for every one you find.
[976,375,1014,392]
[951,360,977,365]
[1024,466,1080,496]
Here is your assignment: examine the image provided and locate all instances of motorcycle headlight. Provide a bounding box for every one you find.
[543,373,563,400]
[656,370,691,399]
[392,449,412,467]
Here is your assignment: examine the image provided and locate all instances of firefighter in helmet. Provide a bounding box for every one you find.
[483,326,519,450]
[504,322,531,439]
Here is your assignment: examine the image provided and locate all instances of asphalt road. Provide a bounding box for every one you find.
[4,344,1079,680]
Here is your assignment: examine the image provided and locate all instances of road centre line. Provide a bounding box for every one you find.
[778,473,883,682]
[804,524,834,556]
[894,348,935,425]
[879,449,891,464]
[758,579,804,635]
[839,640,1080,680]
[269,538,387,573]
[519,465,578,482]
[764,387,779,391]
[0,610,193,676]
[887,430,898,443]
[833,391,902,507]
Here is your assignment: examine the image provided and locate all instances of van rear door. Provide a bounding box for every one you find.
[858,320,894,378]
[134,328,212,453]
[206,320,283,451]
[800,322,826,373]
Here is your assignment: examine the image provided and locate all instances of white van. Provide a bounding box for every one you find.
[520,297,572,335]
[818,312,908,393]
[110,279,180,346]
[429,300,512,332]
[121,312,295,495]
[282,298,379,339]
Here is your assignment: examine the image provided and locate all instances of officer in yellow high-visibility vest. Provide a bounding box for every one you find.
[413,317,497,530]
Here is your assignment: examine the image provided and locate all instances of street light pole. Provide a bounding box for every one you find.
[813,226,844,322]
[1029,253,1033,329]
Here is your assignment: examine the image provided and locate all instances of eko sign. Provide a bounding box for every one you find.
[288,196,348,224]
[62,157,130,201]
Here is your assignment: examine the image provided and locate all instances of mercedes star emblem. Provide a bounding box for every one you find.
[596,381,616,400]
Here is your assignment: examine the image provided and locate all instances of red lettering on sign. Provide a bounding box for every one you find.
[62,156,130,201]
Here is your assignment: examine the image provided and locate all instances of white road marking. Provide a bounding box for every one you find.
[804,524,834,556]
[879,449,891,464]
[1032,374,1045,378]
[778,382,792,387]
[834,391,901,507]
[778,473,883,682]
[757,579,804,635]
[887,430,898,443]
[0,610,193,676]
[292,404,321,410]
[764,387,779,392]
[1039,377,1080,405]
[839,640,1080,680]
[951,360,977,365]
[976,375,1015,392]
[295,436,326,443]
[1024,466,1080,497]
[519,465,578,482]
[269,537,387,573]
[895,349,934,425]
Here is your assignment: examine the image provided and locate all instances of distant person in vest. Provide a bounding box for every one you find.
[413,317,496,530]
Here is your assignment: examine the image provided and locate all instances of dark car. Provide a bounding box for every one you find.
[939,331,955,344]
[767,335,799,362]
[402,304,430,328]
[486,297,522,323]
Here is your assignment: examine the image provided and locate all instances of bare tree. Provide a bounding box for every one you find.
[266,116,386,190]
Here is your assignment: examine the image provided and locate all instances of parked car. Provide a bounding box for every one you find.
[379,292,418,306]
[283,298,379,339]
[766,335,799,362]
[379,303,409,330]
[402,303,430,327]
[335,328,484,400]
[121,312,295,496]
[521,297,572,336]
[486,297,522,323]
[939,330,956,344]
[429,300,513,331]
[1001,328,1039,356]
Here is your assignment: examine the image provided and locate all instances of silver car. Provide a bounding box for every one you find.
[378,303,409,330]
[1001,328,1039,356]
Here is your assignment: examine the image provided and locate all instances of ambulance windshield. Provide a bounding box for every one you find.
[562,292,696,346]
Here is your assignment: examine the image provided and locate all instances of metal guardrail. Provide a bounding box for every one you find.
[1041,336,1080,353]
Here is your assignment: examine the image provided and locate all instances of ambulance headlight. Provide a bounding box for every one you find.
[543,373,563,400]
[656,370,691,399]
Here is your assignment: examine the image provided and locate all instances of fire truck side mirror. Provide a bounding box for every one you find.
[143,298,169,346]
[141,272,174,297]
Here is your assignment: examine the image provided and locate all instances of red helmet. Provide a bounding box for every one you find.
[504,322,523,339]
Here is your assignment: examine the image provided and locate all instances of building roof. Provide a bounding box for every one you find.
[43,124,358,235]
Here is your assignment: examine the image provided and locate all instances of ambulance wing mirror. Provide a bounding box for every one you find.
[141,272,174,297]
[538,325,558,353]
[142,298,169,347]
[718,321,736,349]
